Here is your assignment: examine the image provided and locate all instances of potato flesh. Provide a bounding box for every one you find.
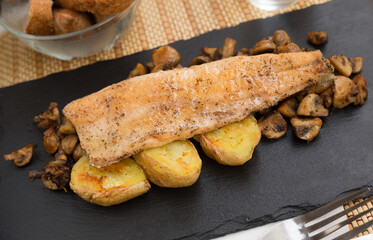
[202,115,261,165]
[143,140,201,175]
[70,156,150,206]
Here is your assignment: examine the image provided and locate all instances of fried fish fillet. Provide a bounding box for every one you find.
[63,51,334,167]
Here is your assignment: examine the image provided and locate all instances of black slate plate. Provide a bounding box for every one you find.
[1,0,373,239]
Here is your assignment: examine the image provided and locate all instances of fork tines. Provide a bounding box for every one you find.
[295,187,373,240]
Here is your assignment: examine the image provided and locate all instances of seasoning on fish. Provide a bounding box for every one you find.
[63,51,334,167]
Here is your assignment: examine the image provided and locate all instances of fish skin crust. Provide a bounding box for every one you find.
[63,51,334,167]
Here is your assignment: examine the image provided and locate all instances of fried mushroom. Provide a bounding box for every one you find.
[190,56,212,66]
[319,87,334,109]
[333,76,358,108]
[252,38,276,55]
[307,31,328,46]
[328,55,352,77]
[43,127,60,154]
[28,170,43,181]
[272,30,291,46]
[58,117,76,134]
[350,57,363,74]
[61,134,79,155]
[42,159,72,190]
[290,117,322,142]
[297,93,329,117]
[201,47,217,59]
[3,144,35,167]
[151,63,174,73]
[276,42,301,53]
[152,46,181,67]
[222,37,236,58]
[277,98,298,118]
[258,111,287,139]
[73,143,86,162]
[236,48,250,56]
[353,75,368,105]
[128,63,147,79]
[34,102,61,129]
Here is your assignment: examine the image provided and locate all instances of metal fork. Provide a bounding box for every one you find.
[260,188,373,240]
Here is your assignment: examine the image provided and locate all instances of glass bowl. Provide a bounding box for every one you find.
[0,0,140,60]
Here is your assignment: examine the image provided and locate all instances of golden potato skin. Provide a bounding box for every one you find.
[199,115,261,166]
[133,140,202,188]
[70,156,150,206]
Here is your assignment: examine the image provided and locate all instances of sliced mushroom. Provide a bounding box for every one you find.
[151,63,174,73]
[55,147,68,161]
[276,42,301,53]
[290,117,322,142]
[128,63,147,79]
[297,93,329,117]
[307,31,328,46]
[236,48,250,56]
[201,47,217,59]
[258,111,287,139]
[43,127,60,154]
[3,144,35,167]
[296,85,316,102]
[252,38,276,55]
[34,102,61,129]
[314,74,334,93]
[319,86,334,108]
[222,37,236,58]
[73,143,86,162]
[328,55,352,77]
[272,30,291,46]
[58,117,76,134]
[349,57,363,74]
[353,75,368,105]
[277,98,298,118]
[190,56,212,66]
[28,170,43,181]
[333,76,357,108]
[42,158,72,190]
[152,46,181,67]
[213,47,223,60]
[61,134,79,155]
[146,61,154,72]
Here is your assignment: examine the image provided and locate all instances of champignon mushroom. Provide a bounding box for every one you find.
[128,63,147,79]
[42,159,72,190]
[61,134,79,155]
[353,75,368,105]
[28,170,43,181]
[222,37,236,58]
[73,143,86,162]
[258,111,287,139]
[34,102,61,129]
[276,42,301,53]
[146,61,154,72]
[272,30,291,46]
[319,86,334,109]
[277,98,298,118]
[290,117,322,142]
[213,48,223,60]
[307,31,328,46]
[151,63,174,73]
[349,57,363,74]
[43,127,60,154]
[201,47,217,59]
[3,144,35,167]
[296,85,316,102]
[314,74,334,93]
[328,55,352,77]
[333,76,357,108]
[190,56,212,66]
[252,38,276,55]
[152,46,181,67]
[236,48,250,56]
[58,117,76,134]
[297,93,329,117]
[55,147,68,161]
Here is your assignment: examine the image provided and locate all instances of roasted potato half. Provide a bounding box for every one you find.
[133,140,202,188]
[199,115,261,166]
[70,156,150,206]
